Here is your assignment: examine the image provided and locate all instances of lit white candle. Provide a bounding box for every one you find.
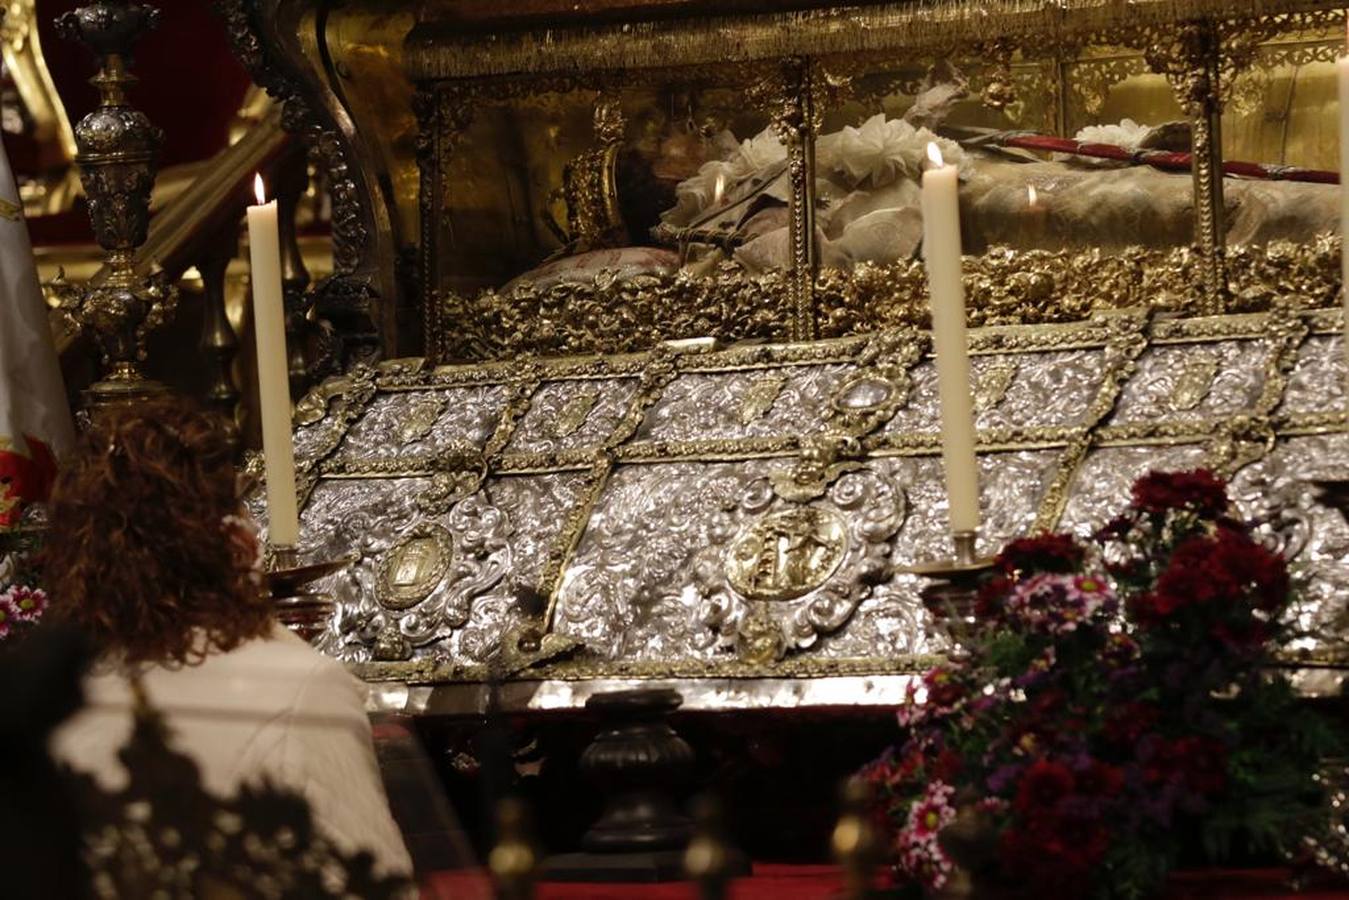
[1338,45,1349,391]
[921,143,980,535]
[247,174,300,547]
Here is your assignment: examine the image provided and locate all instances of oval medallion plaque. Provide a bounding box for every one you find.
[832,375,897,412]
[377,524,453,611]
[724,507,849,602]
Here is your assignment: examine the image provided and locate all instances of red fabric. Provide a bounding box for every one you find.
[0,435,57,527]
[420,864,853,900]
[1001,133,1339,184]
[421,866,1348,900]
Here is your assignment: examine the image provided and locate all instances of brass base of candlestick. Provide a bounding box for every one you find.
[265,544,351,643]
[904,531,998,651]
[81,372,170,409]
[902,530,996,578]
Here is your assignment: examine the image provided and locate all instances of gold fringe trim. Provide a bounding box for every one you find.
[406,0,1338,81]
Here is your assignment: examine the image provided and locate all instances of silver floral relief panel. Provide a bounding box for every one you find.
[813,450,1062,660]
[506,378,641,453]
[552,457,906,663]
[548,450,1059,665]
[1277,334,1346,416]
[269,311,1349,680]
[308,472,590,665]
[884,350,1107,435]
[1110,340,1271,426]
[1229,434,1349,654]
[637,364,858,442]
[1058,445,1212,536]
[335,385,509,461]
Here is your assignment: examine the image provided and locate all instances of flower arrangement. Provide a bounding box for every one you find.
[0,525,46,644]
[863,470,1339,898]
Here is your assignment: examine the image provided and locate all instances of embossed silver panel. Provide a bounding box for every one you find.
[265,310,1349,696]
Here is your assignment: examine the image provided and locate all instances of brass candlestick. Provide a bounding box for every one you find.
[55,2,177,404]
[264,543,348,643]
[905,530,996,577]
[904,530,997,650]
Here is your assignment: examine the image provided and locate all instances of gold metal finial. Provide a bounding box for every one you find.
[833,777,879,900]
[685,795,732,900]
[490,796,538,900]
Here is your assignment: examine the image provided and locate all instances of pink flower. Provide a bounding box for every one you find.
[904,781,957,838]
[894,780,958,888]
[7,586,46,623]
[1004,572,1116,635]
[0,595,16,639]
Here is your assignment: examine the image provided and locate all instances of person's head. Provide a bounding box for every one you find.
[42,397,272,665]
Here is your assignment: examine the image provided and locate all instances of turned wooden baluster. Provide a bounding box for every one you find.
[274,143,312,400]
[197,226,241,452]
[490,796,538,900]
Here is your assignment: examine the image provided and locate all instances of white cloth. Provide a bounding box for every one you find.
[51,623,413,877]
[0,133,73,526]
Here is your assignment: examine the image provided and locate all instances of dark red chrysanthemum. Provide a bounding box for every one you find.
[1130,469,1229,519]
[1014,758,1075,814]
[996,533,1085,577]
[974,574,1012,621]
[1103,701,1159,746]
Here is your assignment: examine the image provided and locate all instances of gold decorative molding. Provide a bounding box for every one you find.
[406,0,1339,81]
[434,238,1342,362]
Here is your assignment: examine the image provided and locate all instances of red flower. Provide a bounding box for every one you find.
[1133,525,1290,628]
[1014,759,1075,814]
[1130,469,1228,519]
[999,818,1108,893]
[930,748,964,783]
[1143,737,1228,797]
[974,574,1012,621]
[1077,762,1125,798]
[1212,526,1289,612]
[923,667,965,709]
[1103,702,1159,746]
[995,533,1085,577]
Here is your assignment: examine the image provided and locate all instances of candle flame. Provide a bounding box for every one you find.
[1028,185,1039,207]
[254,173,267,205]
[713,170,726,205]
[926,142,945,168]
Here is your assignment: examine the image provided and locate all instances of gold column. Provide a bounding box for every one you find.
[1141,21,1227,312]
[760,58,820,344]
[413,82,474,365]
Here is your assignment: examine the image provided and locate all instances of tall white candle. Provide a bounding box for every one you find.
[247,174,300,547]
[1338,48,1349,392]
[921,143,981,535]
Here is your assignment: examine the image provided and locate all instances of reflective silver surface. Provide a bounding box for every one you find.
[264,310,1349,703]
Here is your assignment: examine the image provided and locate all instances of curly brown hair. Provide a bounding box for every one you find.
[41,397,274,665]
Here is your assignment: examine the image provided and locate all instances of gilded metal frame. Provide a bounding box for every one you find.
[407,0,1348,363]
